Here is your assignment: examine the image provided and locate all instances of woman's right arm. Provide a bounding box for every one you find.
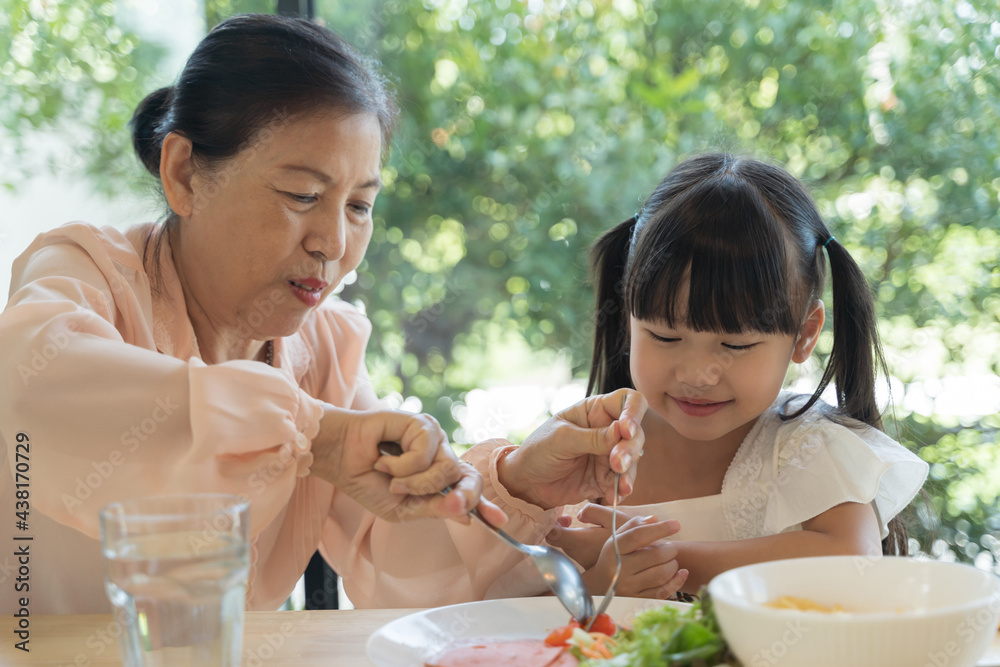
[0,225,322,538]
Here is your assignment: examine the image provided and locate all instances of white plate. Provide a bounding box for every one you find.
[366,596,689,666]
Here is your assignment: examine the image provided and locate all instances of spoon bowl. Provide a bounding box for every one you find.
[527,544,596,624]
[467,506,595,624]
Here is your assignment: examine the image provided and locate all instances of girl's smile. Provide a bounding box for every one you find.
[672,397,732,417]
[628,309,823,447]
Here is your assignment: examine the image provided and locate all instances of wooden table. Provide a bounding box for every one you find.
[1,609,414,666]
[7,610,1000,666]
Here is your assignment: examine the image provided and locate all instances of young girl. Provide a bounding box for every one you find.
[544,153,929,599]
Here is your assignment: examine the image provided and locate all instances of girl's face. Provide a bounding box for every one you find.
[170,111,382,341]
[629,301,823,446]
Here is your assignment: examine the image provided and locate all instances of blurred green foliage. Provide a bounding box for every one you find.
[3,0,998,567]
[328,0,1000,566]
[0,0,165,192]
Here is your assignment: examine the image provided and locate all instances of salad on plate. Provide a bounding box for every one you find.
[429,595,739,667]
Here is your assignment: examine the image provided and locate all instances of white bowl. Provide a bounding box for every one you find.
[707,556,1000,667]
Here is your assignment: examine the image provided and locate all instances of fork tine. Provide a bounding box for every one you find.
[586,472,622,630]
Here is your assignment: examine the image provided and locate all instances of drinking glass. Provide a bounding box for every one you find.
[100,494,251,667]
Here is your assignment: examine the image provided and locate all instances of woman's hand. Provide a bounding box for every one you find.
[552,506,687,599]
[498,388,647,509]
[310,404,507,526]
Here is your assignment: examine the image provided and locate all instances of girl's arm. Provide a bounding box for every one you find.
[674,501,882,593]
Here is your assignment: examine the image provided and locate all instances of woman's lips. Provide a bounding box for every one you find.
[290,277,328,290]
[673,397,731,417]
[288,278,328,307]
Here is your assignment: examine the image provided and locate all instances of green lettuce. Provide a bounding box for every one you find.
[579,594,739,667]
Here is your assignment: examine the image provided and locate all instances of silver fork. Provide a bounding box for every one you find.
[585,472,622,631]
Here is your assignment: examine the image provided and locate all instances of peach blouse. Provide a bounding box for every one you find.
[0,222,557,614]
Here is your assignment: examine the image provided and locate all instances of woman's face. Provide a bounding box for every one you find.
[175,111,382,341]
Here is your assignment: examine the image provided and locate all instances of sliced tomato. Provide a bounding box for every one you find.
[544,621,581,647]
[587,613,617,637]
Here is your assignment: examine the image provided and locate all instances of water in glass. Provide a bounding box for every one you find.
[103,528,249,666]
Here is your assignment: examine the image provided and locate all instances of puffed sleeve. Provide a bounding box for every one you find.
[0,223,324,539]
[763,415,929,539]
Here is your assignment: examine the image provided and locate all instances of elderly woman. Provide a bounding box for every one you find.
[0,14,645,615]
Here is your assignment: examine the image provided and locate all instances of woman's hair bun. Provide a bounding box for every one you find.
[128,15,397,185]
[129,86,174,177]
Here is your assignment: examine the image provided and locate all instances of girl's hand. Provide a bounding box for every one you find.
[499,388,647,509]
[545,512,609,571]
[545,503,637,569]
[552,506,687,599]
[310,404,507,526]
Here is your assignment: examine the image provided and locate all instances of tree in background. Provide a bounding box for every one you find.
[3,0,997,567]
[0,0,166,193]
[323,0,1000,565]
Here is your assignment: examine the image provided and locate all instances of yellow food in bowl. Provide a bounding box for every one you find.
[764,596,845,613]
[710,557,1000,667]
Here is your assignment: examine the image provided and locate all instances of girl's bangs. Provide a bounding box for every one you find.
[626,178,801,335]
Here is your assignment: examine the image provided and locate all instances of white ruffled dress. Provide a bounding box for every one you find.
[565,392,929,542]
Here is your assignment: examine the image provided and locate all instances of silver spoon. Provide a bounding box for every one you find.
[377,441,595,624]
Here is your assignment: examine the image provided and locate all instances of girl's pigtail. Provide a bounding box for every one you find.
[811,237,908,555]
[587,216,637,396]
[816,237,889,430]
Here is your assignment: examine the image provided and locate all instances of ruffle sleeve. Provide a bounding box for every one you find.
[762,412,929,539]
